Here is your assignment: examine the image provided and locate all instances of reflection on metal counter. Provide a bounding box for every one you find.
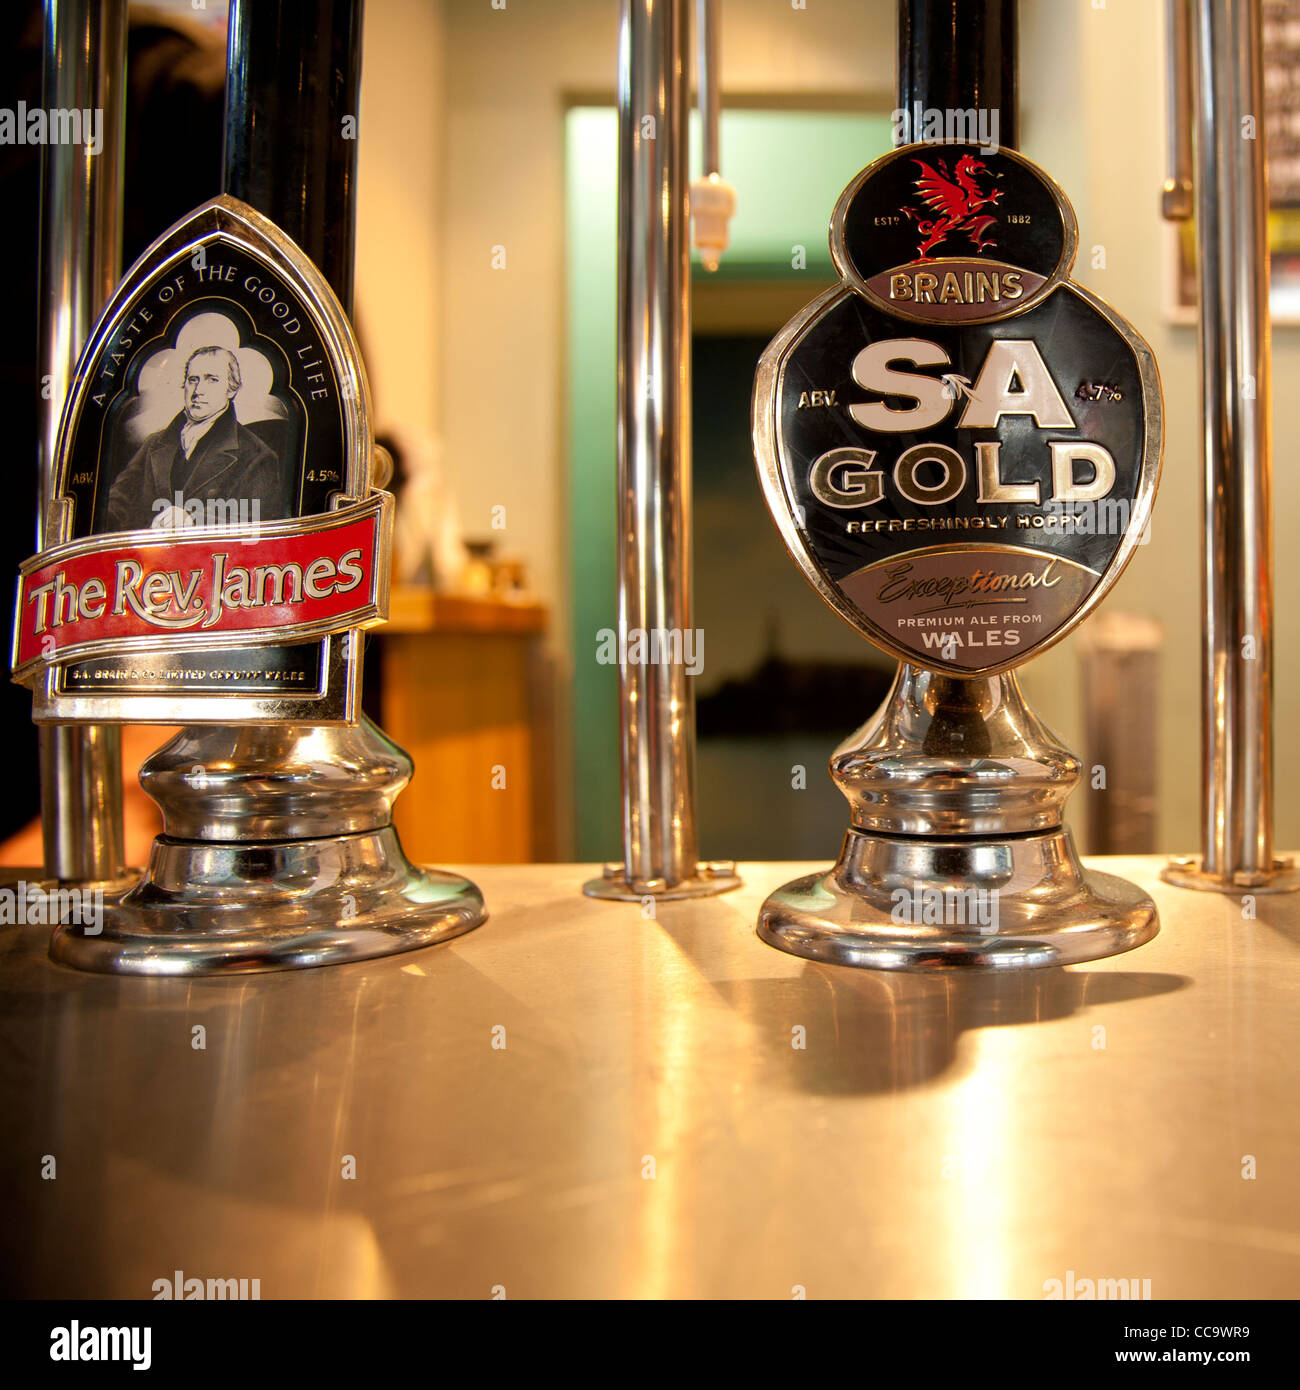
[1,859,1295,1299]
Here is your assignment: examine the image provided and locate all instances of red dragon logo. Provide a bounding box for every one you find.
[902,155,1002,261]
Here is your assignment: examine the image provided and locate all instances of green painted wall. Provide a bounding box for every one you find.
[564,107,893,860]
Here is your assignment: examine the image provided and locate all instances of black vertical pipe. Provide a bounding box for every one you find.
[898,0,1018,150]
[222,0,363,315]
[899,0,1017,757]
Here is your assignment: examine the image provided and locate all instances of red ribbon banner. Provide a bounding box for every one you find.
[12,496,389,682]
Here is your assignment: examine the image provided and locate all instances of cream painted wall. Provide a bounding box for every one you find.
[437,0,899,611]
[436,0,899,856]
[1017,0,1300,855]
[356,0,444,443]
[363,0,1298,857]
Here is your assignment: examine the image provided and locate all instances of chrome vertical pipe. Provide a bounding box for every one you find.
[619,0,695,888]
[1162,0,1194,220]
[1196,0,1270,882]
[696,0,719,177]
[587,0,738,899]
[36,0,127,883]
[1181,0,1289,888]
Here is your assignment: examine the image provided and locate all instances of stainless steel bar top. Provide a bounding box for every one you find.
[1,857,1297,1299]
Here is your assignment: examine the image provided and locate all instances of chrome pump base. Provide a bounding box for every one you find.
[759,666,1159,972]
[50,719,487,976]
[760,828,1156,971]
[584,859,742,902]
[49,829,484,976]
[1161,854,1300,895]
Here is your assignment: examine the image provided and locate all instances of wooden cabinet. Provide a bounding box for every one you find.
[378,587,549,864]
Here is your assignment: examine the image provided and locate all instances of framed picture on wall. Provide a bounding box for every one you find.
[1166,0,1300,324]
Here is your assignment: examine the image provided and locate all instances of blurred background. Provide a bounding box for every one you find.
[3,0,1299,869]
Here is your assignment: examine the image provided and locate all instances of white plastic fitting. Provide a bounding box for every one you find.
[690,172,737,273]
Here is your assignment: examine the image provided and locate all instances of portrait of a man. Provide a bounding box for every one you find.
[102,345,287,531]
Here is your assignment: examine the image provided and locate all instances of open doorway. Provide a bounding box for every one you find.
[564,105,897,860]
